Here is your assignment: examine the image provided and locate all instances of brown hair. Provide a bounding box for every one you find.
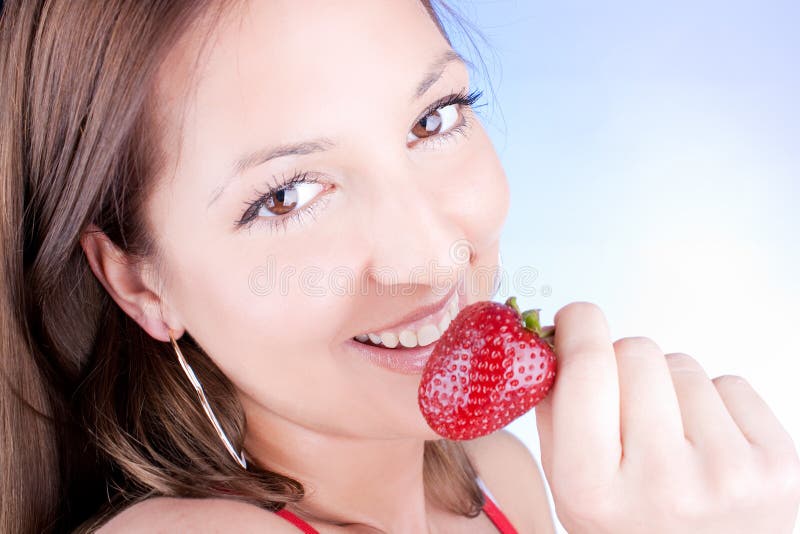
[0,1,492,532]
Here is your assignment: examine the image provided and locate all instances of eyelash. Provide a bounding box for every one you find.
[234,87,485,233]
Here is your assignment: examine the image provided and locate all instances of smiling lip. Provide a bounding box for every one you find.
[352,274,464,338]
[344,337,439,374]
[345,273,467,374]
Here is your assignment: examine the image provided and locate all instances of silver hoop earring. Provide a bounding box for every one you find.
[168,329,248,470]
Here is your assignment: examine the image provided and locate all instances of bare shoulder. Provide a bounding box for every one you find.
[96,496,299,533]
[463,428,556,534]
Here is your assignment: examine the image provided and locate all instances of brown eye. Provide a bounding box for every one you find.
[411,113,443,138]
[236,171,332,231]
[254,181,326,220]
[262,186,298,215]
[408,103,460,143]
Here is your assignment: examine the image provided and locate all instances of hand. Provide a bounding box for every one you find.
[534,302,800,534]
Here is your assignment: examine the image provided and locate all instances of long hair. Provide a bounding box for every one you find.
[0,1,491,532]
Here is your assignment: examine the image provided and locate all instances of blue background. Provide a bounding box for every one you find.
[441,2,799,531]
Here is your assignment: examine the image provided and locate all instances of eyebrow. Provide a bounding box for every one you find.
[207,49,469,208]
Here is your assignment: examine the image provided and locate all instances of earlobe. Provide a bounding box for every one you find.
[79,223,181,343]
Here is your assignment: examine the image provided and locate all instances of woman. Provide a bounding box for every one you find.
[1,1,797,532]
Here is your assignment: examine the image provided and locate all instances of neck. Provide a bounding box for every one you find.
[241,393,439,533]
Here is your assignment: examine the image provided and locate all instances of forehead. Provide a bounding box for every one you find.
[153,0,451,164]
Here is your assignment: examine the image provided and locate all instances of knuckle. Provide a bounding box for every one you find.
[714,440,754,470]
[702,446,788,512]
[613,336,662,356]
[712,463,760,508]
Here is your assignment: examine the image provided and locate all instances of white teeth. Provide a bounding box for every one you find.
[398,330,418,348]
[416,324,440,346]
[354,293,459,349]
[380,331,399,348]
[438,312,451,334]
[449,299,459,319]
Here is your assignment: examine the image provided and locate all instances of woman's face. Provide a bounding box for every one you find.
[146,0,509,441]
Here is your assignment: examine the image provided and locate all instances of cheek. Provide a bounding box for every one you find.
[438,126,509,304]
[441,126,511,245]
[164,241,339,380]
[166,245,403,424]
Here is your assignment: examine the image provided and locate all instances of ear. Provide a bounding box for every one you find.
[79,223,183,343]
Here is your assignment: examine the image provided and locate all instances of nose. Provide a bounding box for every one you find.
[361,168,470,292]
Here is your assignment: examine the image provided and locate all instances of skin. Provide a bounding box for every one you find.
[535,303,800,533]
[80,0,800,532]
[84,0,510,532]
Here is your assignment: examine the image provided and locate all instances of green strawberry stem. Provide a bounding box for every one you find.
[504,296,555,350]
[505,296,521,315]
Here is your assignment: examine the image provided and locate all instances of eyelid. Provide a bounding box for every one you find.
[407,88,483,148]
[409,88,484,133]
[412,94,457,131]
[235,171,323,229]
[241,189,333,235]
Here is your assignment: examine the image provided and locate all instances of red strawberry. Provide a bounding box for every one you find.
[418,296,557,440]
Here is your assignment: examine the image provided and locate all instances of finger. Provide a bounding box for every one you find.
[542,302,621,483]
[665,353,748,453]
[712,374,796,454]
[613,337,686,458]
[534,391,554,484]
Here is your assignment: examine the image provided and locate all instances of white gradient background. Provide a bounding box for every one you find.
[441,1,799,531]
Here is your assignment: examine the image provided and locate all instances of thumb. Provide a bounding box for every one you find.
[534,392,554,484]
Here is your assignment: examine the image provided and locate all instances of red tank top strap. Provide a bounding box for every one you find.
[480,489,520,534]
[273,488,519,533]
[274,507,320,533]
